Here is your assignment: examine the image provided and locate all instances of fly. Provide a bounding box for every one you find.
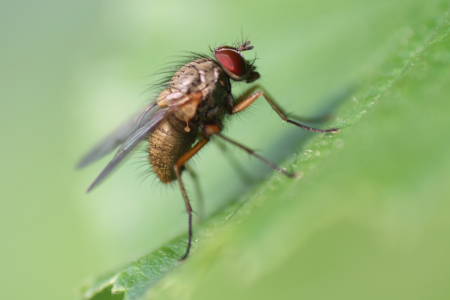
[77,40,340,260]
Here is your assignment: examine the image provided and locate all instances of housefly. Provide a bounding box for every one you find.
[78,40,340,260]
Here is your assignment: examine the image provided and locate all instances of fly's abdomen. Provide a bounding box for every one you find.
[148,115,198,183]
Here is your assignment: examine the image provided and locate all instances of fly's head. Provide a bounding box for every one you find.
[213,40,260,83]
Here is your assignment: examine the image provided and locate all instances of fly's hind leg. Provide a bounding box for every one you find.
[232,84,340,133]
[184,164,205,219]
[174,139,208,261]
[174,124,221,261]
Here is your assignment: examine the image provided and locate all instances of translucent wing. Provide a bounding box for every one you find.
[77,103,159,169]
[86,107,169,192]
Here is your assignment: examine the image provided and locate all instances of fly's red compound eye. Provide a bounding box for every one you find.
[214,41,256,82]
[214,47,247,76]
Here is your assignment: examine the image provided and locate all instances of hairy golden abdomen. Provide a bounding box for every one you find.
[148,115,198,183]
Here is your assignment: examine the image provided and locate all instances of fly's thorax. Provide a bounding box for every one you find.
[170,58,230,94]
[157,57,233,127]
[148,114,198,183]
[195,87,231,126]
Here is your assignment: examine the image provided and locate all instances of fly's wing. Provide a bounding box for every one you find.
[77,103,159,169]
[86,107,169,192]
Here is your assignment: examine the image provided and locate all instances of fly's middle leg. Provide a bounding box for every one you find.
[214,137,254,185]
[215,133,300,179]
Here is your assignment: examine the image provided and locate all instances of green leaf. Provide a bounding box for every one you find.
[81,200,247,299]
[81,2,450,300]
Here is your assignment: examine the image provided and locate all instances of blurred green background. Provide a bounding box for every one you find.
[1,0,449,299]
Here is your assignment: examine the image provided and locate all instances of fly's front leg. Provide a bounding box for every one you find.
[232,85,340,133]
[174,124,221,261]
